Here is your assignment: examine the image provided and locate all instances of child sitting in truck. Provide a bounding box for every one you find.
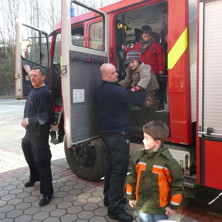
[119,50,159,111]
[122,25,166,110]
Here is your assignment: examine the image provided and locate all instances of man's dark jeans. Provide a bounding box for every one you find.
[22,127,53,197]
[102,133,130,214]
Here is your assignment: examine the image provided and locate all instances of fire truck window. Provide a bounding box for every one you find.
[89,21,104,51]
[21,29,40,63]
[116,2,167,47]
[71,26,84,46]
[51,33,62,106]
[21,26,49,67]
[53,34,61,64]
[21,40,30,59]
[40,35,49,66]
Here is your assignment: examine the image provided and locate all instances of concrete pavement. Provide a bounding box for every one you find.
[0,144,181,222]
[1,145,222,222]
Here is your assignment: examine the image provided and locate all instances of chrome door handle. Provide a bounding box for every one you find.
[198,131,222,137]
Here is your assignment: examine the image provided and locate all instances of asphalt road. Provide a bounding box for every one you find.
[0,98,67,174]
[0,98,65,156]
[0,99,25,154]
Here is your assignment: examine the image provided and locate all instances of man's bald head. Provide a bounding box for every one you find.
[99,63,118,82]
[100,63,115,76]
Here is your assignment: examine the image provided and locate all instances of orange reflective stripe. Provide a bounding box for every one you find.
[163,167,172,183]
[152,165,172,207]
[137,162,146,170]
[171,193,182,206]
[153,165,171,182]
[152,166,162,174]
[135,162,147,202]
[126,183,132,195]
[158,174,170,207]
[135,171,141,202]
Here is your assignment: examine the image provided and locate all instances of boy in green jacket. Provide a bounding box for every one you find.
[126,121,184,222]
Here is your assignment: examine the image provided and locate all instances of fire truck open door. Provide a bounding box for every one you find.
[198,0,222,190]
[15,22,50,99]
[61,0,108,148]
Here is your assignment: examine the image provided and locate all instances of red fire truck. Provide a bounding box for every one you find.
[15,0,222,196]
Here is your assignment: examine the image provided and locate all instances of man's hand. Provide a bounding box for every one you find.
[129,200,137,208]
[23,64,31,75]
[165,207,176,216]
[21,118,29,128]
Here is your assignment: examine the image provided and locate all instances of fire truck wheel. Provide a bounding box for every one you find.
[64,138,105,181]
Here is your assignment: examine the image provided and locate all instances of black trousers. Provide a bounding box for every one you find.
[22,127,53,196]
[155,81,166,109]
[102,133,130,214]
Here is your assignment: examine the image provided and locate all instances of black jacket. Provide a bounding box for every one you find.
[97,81,145,134]
[24,85,53,132]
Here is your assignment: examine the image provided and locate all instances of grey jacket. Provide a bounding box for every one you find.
[119,63,159,91]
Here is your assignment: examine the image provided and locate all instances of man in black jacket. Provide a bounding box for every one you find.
[97,63,145,222]
[21,66,54,207]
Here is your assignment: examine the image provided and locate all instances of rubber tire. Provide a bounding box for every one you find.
[64,138,105,181]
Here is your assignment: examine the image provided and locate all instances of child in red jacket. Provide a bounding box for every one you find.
[128,25,165,75]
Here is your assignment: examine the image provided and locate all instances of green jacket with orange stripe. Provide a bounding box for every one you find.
[126,146,184,214]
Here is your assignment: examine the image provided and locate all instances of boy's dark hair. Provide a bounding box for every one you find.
[143,121,169,145]
[140,25,152,35]
[32,66,45,76]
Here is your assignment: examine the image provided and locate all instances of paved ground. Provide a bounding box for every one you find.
[0,99,222,222]
[0,147,184,222]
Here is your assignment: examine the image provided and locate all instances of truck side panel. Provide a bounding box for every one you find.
[197,0,222,190]
[168,0,192,145]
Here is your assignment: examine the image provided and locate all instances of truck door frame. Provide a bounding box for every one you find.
[61,0,109,148]
[15,22,50,99]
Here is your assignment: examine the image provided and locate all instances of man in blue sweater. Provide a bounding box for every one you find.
[97,63,145,222]
[21,66,54,207]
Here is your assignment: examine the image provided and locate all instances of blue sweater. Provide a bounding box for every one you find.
[97,81,145,134]
[24,85,53,132]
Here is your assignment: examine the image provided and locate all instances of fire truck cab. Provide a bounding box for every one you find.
[15,0,222,194]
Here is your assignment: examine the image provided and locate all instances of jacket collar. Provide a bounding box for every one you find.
[142,145,172,159]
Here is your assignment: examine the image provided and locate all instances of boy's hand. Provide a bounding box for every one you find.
[165,207,176,216]
[130,86,140,92]
[129,200,137,208]
[121,44,127,50]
